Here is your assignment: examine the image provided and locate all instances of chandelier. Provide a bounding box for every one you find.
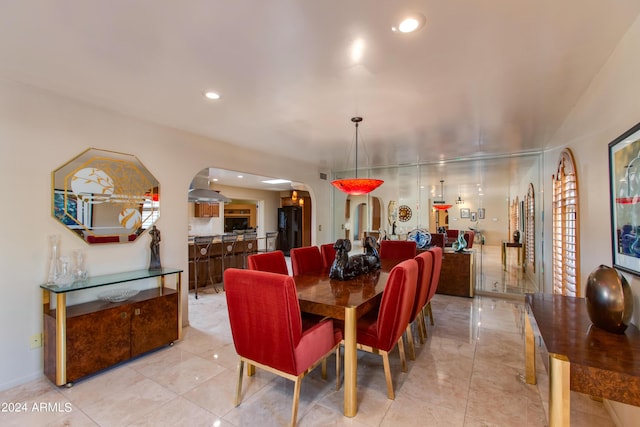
[433,180,453,210]
[331,117,384,195]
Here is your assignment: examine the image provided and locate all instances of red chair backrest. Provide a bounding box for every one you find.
[463,231,474,249]
[290,246,324,275]
[379,240,417,260]
[410,251,434,322]
[247,250,289,275]
[426,246,443,302]
[430,233,445,248]
[225,268,302,375]
[320,243,336,269]
[376,258,418,351]
[446,229,459,240]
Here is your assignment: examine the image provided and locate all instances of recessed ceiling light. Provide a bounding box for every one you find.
[351,38,365,63]
[392,13,426,33]
[237,175,243,179]
[204,91,220,100]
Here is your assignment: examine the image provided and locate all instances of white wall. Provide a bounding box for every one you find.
[0,79,332,390]
[542,15,640,425]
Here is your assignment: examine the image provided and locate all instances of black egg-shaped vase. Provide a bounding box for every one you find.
[513,230,520,243]
[585,265,633,334]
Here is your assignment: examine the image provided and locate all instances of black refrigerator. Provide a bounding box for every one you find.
[277,206,302,256]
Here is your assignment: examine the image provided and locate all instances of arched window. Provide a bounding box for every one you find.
[525,183,535,270]
[552,149,580,296]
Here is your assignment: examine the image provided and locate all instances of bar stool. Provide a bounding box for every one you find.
[241,232,258,269]
[259,231,279,253]
[220,234,238,289]
[191,236,215,298]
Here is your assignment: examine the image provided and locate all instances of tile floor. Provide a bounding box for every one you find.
[0,246,614,426]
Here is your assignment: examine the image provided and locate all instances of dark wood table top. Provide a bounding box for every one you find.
[526,293,640,405]
[502,241,523,248]
[293,258,400,320]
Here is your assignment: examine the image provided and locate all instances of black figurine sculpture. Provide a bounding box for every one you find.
[148,225,162,270]
[329,237,380,280]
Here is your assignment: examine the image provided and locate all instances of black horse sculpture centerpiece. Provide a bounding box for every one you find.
[329,236,381,280]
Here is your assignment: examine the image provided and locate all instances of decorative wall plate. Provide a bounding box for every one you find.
[398,205,412,222]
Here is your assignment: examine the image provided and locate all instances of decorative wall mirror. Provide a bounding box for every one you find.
[52,148,159,244]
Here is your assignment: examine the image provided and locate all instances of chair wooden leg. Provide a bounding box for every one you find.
[405,324,416,360]
[417,312,427,343]
[381,350,395,400]
[397,336,407,373]
[247,363,255,376]
[427,302,435,325]
[235,359,244,407]
[291,376,302,427]
[335,345,342,391]
[321,358,327,380]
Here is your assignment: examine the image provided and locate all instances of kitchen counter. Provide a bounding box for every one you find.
[187,235,258,288]
[187,232,256,243]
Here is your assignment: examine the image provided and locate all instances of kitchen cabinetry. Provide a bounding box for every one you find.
[224,203,256,228]
[41,268,182,386]
[194,202,220,218]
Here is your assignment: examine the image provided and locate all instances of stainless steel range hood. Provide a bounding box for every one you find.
[188,171,231,203]
[188,188,231,203]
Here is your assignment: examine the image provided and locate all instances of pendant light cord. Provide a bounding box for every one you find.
[355,121,359,179]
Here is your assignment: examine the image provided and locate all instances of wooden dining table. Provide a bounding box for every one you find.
[293,258,400,417]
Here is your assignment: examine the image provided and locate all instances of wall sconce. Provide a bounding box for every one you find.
[456,195,464,204]
[298,198,304,206]
[291,190,298,202]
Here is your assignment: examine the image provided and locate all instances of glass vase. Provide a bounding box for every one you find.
[73,250,87,280]
[55,256,74,286]
[47,235,60,284]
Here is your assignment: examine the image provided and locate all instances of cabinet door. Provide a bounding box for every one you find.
[130,292,178,357]
[194,203,207,217]
[194,203,219,217]
[66,306,131,383]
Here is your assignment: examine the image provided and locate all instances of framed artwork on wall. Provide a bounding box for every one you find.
[478,208,485,219]
[460,208,470,218]
[609,121,640,275]
[470,212,477,221]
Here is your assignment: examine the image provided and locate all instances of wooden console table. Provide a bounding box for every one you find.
[41,268,182,386]
[525,293,640,426]
[502,241,523,271]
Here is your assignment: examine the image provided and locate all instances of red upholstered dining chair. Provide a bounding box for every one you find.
[429,233,445,248]
[446,229,459,242]
[424,246,443,327]
[320,243,336,270]
[337,258,418,400]
[378,240,417,260]
[247,250,289,275]
[405,250,434,360]
[290,246,324,276]
[225,268,341,427]
[463,231,475,249]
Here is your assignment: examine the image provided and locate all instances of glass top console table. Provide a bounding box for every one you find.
[40,268,183,386]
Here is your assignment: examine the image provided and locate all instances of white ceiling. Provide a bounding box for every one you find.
[2,1,639,186]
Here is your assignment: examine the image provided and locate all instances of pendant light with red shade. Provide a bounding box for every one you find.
[331,117,384,195]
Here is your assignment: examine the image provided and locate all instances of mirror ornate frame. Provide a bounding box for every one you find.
[52,148,159,244]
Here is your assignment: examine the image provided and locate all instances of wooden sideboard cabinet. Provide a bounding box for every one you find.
[41,268,183,386]
[416,248,476,297]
